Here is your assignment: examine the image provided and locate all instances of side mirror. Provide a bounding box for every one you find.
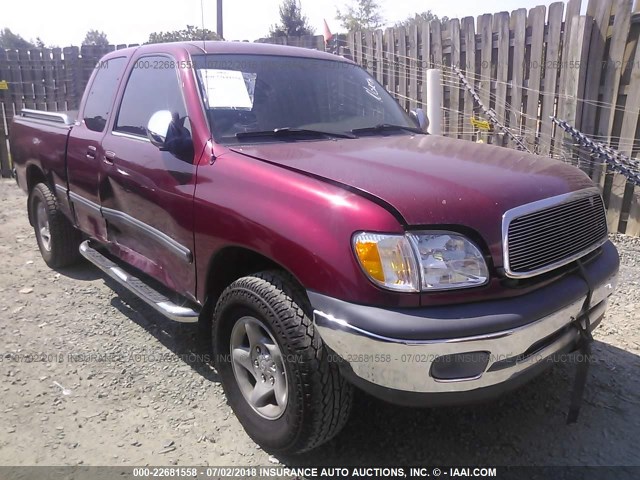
[410,108,429,132]
[146,110,172,149]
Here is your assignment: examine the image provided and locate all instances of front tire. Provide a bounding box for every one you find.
[212,271,353,454]
[29,183,82,268]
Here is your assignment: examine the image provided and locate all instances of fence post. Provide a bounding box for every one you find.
[448,18,461,139]
[557,15,592,167]
[374,29,384,86]
[493,12,510,146]
[426,69,442,135]
[581,0,614,140]
[0,102,10,178]
[539,3,564,156]
[552,0,583,156]
[420,21,431,108]
[51,48,65,110]
[460,17,475,142]
[0,48,12,177]
[63,47,80,110]
[620,9,640,235]
[524,6,546,150]
[602,1,636,233]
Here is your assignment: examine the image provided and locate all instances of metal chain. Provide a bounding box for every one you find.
[551,116,640,186]
[450,68,640,185]
[453,66,531,153]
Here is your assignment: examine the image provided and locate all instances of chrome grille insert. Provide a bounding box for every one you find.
[502,188,608,278]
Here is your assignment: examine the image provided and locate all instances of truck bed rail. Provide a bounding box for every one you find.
[20,109,75,125]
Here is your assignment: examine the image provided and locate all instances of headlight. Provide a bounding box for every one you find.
[353,231,488,292]
[408,232,489,290]
[352,233,420,292]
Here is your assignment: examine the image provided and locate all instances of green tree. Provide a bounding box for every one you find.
[35,37,46,48]
[147,25,219,44]
[269,0,314,37]
[82,29,109,46]
[336,0,384,31]
[394,11,449,29]
[0,28,34,49]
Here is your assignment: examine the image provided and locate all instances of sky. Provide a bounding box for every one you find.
[3,0,586,47]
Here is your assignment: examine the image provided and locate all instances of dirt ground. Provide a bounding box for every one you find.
[0,178,639,467]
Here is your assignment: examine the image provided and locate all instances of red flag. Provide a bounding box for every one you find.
[323,19,333,43]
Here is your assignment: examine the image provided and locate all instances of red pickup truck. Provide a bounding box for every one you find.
[10,41,619,453]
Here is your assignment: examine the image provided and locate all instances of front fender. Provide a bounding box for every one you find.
[193,153,417,307]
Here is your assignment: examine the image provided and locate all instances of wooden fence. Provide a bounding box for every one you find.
[1,2,640,236]
[0,44,138,179]
[255,34,326,50]
[341,0,640,236]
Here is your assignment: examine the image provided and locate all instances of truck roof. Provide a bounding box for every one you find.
[102,41,354,64]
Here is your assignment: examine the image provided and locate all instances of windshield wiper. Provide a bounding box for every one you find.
[236,127,356,140]
[351,124,425,135]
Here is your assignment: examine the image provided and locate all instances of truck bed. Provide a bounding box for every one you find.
[10,109,75,200]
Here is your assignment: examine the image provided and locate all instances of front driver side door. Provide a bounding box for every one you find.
[100,54,197,299]
[66,56,128,242]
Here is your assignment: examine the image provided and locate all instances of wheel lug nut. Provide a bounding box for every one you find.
[255,346,261,353]
[270,377,275,386]
[261,374,266,382]
[253,360,259,368]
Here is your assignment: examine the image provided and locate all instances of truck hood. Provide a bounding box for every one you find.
[231,134,594,263]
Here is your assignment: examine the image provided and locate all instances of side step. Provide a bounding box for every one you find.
[79,240,200,323]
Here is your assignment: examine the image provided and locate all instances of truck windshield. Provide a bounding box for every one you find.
[193,54,421,144]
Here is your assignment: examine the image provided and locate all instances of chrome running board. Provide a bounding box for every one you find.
[79,240,199,323]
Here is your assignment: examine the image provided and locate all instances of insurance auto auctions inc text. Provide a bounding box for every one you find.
[256,466,497,478]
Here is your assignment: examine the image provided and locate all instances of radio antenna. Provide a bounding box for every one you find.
[216,0,223,40]
[200,0,206,51]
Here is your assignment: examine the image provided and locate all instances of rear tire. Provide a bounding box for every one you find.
[212,271,353,454]
[29,183,82,268]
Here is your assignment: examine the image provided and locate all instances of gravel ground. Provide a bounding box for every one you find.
[0,178,639,467]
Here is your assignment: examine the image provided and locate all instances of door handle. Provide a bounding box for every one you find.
[104,150,116,165]
[86,145,97,159]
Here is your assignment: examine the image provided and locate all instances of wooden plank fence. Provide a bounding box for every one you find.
[0,43,140,180]
[2,6,640,235]
[255,34,325,50]
[340,0,640,236]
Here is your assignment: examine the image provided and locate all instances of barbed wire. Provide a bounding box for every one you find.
[452,66,532,152]
[377,60,640,160]
[348,58,640,157]
[396,72,636,175]
[352,42,637,109]
[551,116,640,185]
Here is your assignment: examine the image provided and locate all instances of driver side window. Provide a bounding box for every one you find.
[115,56,188,137]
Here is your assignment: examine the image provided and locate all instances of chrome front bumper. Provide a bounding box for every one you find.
[313,271,617,394]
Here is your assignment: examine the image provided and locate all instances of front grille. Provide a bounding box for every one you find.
[504,189,607,277]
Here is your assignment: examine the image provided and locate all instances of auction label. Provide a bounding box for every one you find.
[132,466,498,479]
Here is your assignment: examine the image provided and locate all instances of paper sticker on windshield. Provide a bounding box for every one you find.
[364,78,382,101]
[199,69,254,110]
